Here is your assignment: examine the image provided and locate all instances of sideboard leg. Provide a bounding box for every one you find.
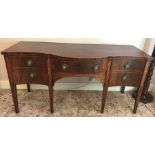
[101,60,112,113]
[27,84,31,92]
[101,83,108,113]
[133,87,143,114]
[10,84,19,113]
[48,56,54,113]
[49,85,54,113]
[120,86,125,94]
[133,61,151,113]
[139,56,154,103]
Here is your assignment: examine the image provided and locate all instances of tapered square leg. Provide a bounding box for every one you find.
[133,103,138,114]
[133,61,151,114]
[10,84,19,113]
[27,84,31,92]
[120,86,125,94]
[133,87,143,114]
[101,60,112,113]
[49,85,54,113]
[101,84,108,113]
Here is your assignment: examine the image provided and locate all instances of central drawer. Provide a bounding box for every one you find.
[53,58,104,74]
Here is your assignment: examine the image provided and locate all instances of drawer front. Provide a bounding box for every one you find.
[109,72,143,87]
[111,57,146,72]
[11,55,48,68]
[53,58,104,74]
[13,68,48,85]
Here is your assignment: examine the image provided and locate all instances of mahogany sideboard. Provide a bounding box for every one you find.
[1,42,153,114]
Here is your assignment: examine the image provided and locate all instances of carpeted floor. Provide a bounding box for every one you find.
[0,90,155,117]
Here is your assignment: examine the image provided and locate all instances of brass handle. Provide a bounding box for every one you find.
[122,75,128,81]
[29,72,35,80]
[62,64,68,71]
[27,59,33,67]
[93,65,100,72]
[124,63,130,69]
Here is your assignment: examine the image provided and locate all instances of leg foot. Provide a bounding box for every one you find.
[49,86,54,113]
[120,86,125,94]
[133,103,138,114]
[101,84,108,113]
[15,108,19,113]
[10,84,19,113]
[27,84,31,92]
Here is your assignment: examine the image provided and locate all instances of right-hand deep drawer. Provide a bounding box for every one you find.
[111,57,146,72]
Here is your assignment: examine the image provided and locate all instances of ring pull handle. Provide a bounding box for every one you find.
[27,59,33,67]
[29,72,36,80]
[124,63,130,69]
[62,64,68,71]
[93,64,100,72]
[122,74,128,81]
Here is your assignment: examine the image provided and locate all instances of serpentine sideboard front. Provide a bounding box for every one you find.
[1,42,153,114]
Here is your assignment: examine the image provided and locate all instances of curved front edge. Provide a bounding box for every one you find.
[52,57,107,85]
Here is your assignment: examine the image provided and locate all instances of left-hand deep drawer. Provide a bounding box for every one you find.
[13,68,48,85]
[10,55,48,68]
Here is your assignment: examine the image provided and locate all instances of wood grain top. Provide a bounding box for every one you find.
[1,41,151,59]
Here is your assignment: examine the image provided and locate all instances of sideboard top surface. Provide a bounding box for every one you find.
[1,41,151,59]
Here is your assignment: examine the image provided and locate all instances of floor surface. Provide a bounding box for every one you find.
[0,90,155,117]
